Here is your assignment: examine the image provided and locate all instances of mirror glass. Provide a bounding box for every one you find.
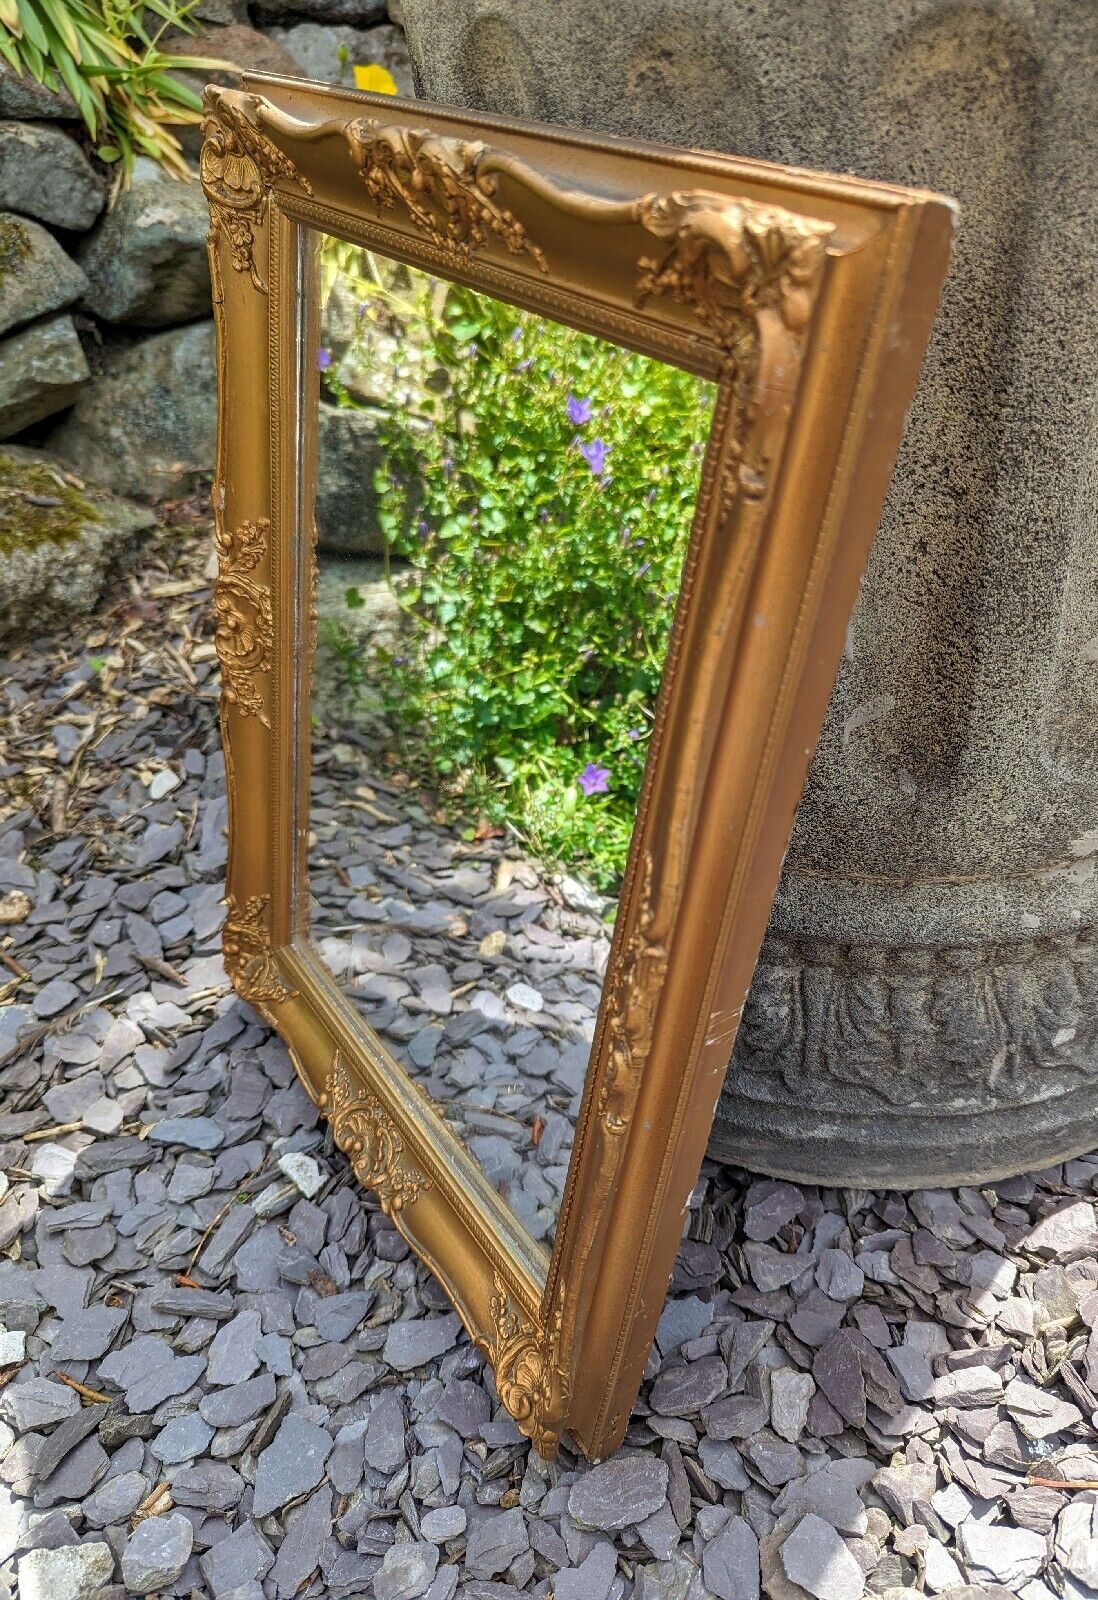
[306,234,716,1246]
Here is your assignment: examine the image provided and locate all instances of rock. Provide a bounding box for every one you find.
[649,1355,728,1416]
[50,1303,126,1361]
[277,1150,324,1197]
[364,1387,407,1473]
[2,1373,79,1430]
[16,1541,115,1600]
[780,1513,865,1600]
[0,315,89,439]
[421,1506,466,1542]
[932,1365,1004,1407]
[163,26,301,156]
[464,1507,529,1579]
[121,1512,194,1595]
[1002,1375,1083,1439]
[147,1114,224,1149]
[506,980,544,1012]
[695,1439,747,1494]
[872,1463,937,1525]
[80,1097,123,1136]
[745,1434,806,1488]
[151,1411,213,1463]
[198,1520,274,1596]
[99,1335,206,1411]
[382,1312,461,1370]
[373,1539,439,1600]
[78,166,212,327]
[776,1464,872,1536]
[568,1455,670,1531]
[252,1412,333,1518]
[770,1369,816,1443]
[0,1329,24,1364]
[0,121,105,230]
[0,61,80,120]
[199,1371,275,1427]
[272,1486,333,1597]
[252,0,388,23]
[206,1308,262,1385]
[0,214,87,337]
[816,1250,865,1302]
[48,320,215,501]
[553,1541,618,1600]
[316,401,420,555]
[655,1294,715,1356]
[1056,1497,1098,1588]
[958,1520,1046,1585]
[885,1344,935,1403]
[268,21,414,92]
[82,1468,148,1526]
[923,1537,964,1592]
[812,1332,867,1428]
[703,1516,761,1600]
[171,1459,245,1512]
[1023,1202,1098,1258]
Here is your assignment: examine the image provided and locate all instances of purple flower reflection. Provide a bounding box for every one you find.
[317,347,333,371]
[566,393,592,426]
[579,438,608,477]
[577,762,610,796]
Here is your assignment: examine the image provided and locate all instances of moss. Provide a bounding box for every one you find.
[0,453,98,556]
[0,214,32,274]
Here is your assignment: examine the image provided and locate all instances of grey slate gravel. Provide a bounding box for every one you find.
[2,525,1097,1600]
[120,1512,194,1595]
[252,1412,334,1518]
[568,1455,670,1531]
[383,1312,462,1371]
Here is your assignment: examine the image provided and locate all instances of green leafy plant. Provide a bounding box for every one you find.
[338,272,714,888]
[0,0,228,187]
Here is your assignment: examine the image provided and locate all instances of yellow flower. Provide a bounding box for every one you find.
[353,64,399,95]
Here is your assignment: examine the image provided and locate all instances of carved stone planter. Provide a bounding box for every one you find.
[400,0,1098,1185]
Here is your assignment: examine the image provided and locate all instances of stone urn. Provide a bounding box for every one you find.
[399,0,1098,1186]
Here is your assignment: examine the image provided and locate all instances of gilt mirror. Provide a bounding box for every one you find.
[203,74,953,1460]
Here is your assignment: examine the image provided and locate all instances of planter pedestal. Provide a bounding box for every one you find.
[400,0,1098,1185]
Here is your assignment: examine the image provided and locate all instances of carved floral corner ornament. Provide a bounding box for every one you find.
[475,1274,569,1458]
[321,1053,431,1217]
[200,86,313,291]
[634,193,829,347]
[222,894,295,1007]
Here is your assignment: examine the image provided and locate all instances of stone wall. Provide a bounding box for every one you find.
[0,3,409,552]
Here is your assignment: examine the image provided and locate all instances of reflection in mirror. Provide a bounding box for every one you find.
[307,233,715,1245]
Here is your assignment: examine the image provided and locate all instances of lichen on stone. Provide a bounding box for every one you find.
[0,213,32,274]
[0,452,97,556]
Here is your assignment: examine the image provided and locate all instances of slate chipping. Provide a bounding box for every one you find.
[0,520,1096,1598]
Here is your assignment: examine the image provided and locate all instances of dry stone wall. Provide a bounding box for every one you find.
[0,2,410,636]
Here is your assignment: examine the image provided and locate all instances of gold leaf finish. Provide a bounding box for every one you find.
[214,517,274,725]
[321,1053,431,1216]
[343,121,548,272]
[205,74,953,1462]
[223,894,295,1005]
[598,851,669,1137]
[635,193,829,347]
[201,88,314,291]
[476,1273,568,1458]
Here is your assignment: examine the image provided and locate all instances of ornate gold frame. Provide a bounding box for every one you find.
[202,72,954,1461]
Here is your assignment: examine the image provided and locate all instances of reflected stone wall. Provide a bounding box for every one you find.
[400,0,1098,1185]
